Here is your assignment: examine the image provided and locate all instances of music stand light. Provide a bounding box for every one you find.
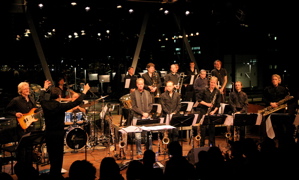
[99,75,110,95]
[233,113,258,126]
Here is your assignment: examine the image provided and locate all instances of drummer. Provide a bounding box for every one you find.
[66,92,86,114]
[65,92,87,125]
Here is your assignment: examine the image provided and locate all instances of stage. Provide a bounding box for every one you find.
[1,113,263,180]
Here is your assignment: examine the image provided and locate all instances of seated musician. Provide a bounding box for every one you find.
[194,76,221,147]
[160,81,181,142]
[228,81,248,141]
[66,92,86,114]
[66,92,87,124]
[130,78,153,158]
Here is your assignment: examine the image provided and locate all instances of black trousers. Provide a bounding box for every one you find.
[45,130,65,179]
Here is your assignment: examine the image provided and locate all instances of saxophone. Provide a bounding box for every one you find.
[258,95,294,116]
[194,124,201,142]
[162,130,170,145]
[152,71,160,97]
[118,131,127,160]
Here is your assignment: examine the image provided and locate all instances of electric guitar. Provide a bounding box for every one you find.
[17,108,43,129]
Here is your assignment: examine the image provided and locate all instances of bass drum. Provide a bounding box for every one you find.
[65,126,88,150]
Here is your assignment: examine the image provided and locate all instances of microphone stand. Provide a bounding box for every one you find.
[89,90,99,148]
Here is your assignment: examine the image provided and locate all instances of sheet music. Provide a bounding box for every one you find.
[193,101,199,108]
[223,115,233,126]
[140,125,175,131]
[119,126,143,133]
[266,115,275,139]
[124,79,131,88]
[199,115,205,125]
[189,75,195,85]
[256,113,262,125]
[192,114,199,125]
[165,114,173,125]
[181,102,194,112]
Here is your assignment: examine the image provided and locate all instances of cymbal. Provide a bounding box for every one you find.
[80,101,98,108]
[95,95,109,101]
[88,111,101,114]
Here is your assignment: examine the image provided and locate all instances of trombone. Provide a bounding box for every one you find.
[175,72,186,94]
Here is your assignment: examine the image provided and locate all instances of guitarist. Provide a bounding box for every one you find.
[5,81,41,140]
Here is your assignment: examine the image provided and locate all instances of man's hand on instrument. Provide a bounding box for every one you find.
[16,112,23,118]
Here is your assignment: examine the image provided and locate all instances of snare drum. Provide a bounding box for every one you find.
[65,126,88,150]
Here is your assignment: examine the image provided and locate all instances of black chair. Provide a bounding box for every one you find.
[0,127,19,174]
[1,130,45,175]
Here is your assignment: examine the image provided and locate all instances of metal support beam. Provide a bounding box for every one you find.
[173,13,199,71]
[24,5,53,83]
[131,12,149,74]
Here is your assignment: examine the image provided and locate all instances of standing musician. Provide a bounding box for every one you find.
[228,81,248,141]
[130,78,153,158]
[164,64,180,91]
[124,66,138,95]
[5,82,42,140]
[211,60,228,103]
[262,74,293,146]
[263,74,290,112]
[184,61,199,102]
[193,69,209,96]
[194,76,221,147]
[160,81,181,142]
[39,80,90,179]
[142,63,162,102]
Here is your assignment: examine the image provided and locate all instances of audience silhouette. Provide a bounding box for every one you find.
[4,136,299,180]
[142,149,163,180]
[126,160,144,180]
[164,141,196,180]
[66,160,96,180]
[99,157,124,180]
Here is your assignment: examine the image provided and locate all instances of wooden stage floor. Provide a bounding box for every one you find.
[2,113,262,180]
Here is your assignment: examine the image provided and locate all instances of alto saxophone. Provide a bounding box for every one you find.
[194,123,201,142]
[118,131,127,160]
[162,130,170,145]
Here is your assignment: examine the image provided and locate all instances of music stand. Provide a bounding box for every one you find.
[99,75,110,95]
[201,115,227,146]
[170,114,195,147]
[233,113,258,141]
[15,131,45,171]
[267,113,294,146]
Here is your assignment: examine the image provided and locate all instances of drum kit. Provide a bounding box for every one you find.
[63,95,110,151]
